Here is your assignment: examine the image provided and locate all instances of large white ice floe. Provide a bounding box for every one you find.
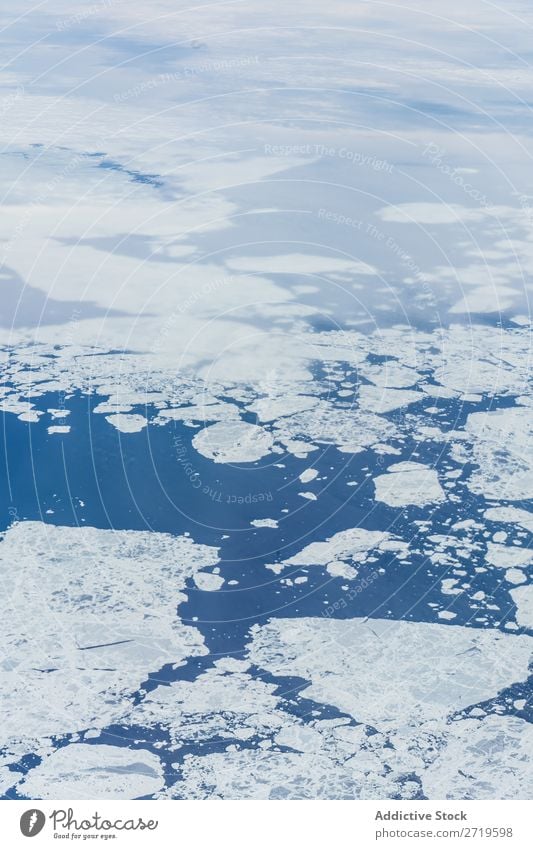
[105,413,148,433]
[192,421,274,463]
[373,462,445,507]
[358,385,422,414]
[169,713,533,800]
[272,401,397,456]
[465,408,533,501]
[18,744,164,800]
[1,324,530,483]
[0,521,218,749]
[247,618,532,729]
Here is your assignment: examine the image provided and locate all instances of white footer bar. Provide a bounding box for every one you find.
[2,799,531,848]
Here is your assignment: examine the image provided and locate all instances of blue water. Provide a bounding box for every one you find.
[2,388,527,639]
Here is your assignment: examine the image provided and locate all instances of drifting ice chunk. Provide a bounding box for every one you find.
[193,421,273,463]
[373,462,445,507]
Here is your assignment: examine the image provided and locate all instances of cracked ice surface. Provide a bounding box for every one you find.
[0,522,218,750]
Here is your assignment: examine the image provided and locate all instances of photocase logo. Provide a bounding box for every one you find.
[20,810,46,837]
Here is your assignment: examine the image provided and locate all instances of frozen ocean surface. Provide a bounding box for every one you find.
[0,0,532,799]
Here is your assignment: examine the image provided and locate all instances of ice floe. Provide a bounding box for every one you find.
[150,617,533,799]
[486,543,533,569]
[465,409,533,501]
[1,0,532,804]
[358,385,422,414]
[194,572,225,592]
[192,421,274,463]
[299,468,319,483]
[248,618,532,729]
[373,462,445,507]
[272,401,397,456]
[510,585,533,630]
[250,519,279,528]
[269,527,407,575]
